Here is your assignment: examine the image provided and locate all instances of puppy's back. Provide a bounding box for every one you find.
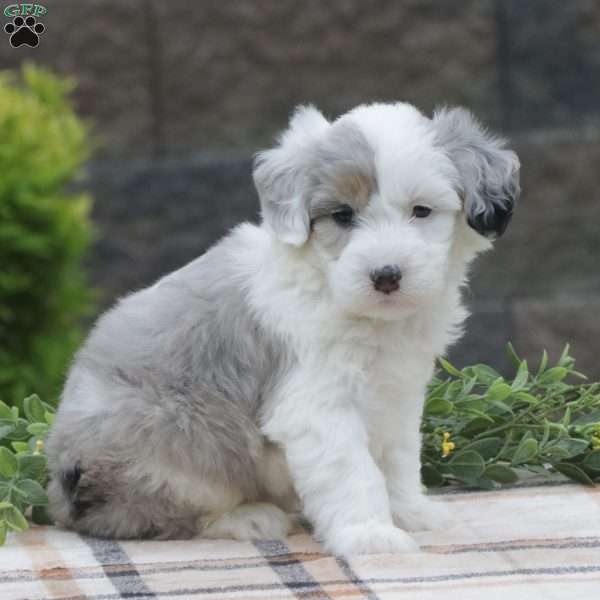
[46,224,288,538]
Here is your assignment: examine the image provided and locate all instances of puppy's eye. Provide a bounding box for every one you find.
[413,205,432,218]
[332,204,355,227]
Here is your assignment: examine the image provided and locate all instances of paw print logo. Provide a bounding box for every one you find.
[4,15,45,48]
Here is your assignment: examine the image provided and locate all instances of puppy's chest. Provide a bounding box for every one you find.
[335,336,427,409]
[354,342,433,444]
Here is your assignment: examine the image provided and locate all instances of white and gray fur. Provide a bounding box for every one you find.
[47,102,519,551]
[47,238,295,539]
[432,107,519,237]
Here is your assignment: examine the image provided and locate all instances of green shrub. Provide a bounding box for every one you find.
[0,394,54,544]
[422,344,600,488]
[0,64,93,407]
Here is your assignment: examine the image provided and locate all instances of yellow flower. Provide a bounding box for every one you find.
[441,432,455,458]
[591,424,600,450]
[33,439,44,455]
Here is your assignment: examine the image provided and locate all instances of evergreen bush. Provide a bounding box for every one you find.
[0,64,93,407]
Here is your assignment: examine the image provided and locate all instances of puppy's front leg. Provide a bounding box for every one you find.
[265,395,418,556]
[384,403,453,532]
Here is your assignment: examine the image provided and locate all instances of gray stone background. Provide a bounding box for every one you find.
[2,0,599,377]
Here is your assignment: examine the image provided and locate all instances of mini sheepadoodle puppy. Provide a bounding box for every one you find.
[47,102,519,555]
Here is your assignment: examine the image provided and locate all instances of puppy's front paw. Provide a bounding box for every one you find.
[392,497,454,532]
[326,521,419,556]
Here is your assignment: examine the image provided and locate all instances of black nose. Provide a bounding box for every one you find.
[370,265,402,294]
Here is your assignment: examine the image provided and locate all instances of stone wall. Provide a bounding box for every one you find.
[1,1,599,377]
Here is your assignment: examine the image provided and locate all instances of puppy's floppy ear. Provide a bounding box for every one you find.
[432,107,520,238]
[254,105,330,246]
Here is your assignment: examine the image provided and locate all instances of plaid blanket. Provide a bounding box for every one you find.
[2,482,600,600]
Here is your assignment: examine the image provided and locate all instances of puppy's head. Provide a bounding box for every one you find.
[254,103,519,320]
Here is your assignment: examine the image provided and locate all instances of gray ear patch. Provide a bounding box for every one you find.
[432,107,520,238]
[253,106,330,246]
[309,120,377,221]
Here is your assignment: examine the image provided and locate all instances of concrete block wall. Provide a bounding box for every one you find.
[1,1,598,377]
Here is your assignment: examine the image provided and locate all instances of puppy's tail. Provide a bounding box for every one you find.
[47,460,198,540]
[47,461,107,528]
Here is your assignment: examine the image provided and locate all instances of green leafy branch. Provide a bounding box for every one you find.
[421,344,600,489]
[0,394,54,544]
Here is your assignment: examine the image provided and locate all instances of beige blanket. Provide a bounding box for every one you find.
[2,482,600,599]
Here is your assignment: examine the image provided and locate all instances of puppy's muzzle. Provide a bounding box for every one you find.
[370,265,402,294]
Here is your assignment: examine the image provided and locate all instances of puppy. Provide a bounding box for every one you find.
[46,102,519,555]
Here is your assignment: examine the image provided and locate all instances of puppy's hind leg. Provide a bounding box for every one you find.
[201,503,293,541]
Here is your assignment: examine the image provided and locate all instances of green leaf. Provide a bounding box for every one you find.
[486,382,513,402]
[424,397,453,416]
[511,437,539,465]
[26,423,49,437]
[0,447,18,479]
[421,464,445,487]
[0,520,6,545]
[5,490,25,515]
[569,370,588,381]
[17,454,46,481]
[2,504,28,532]
[514,392,540,406]
[460,437,503,460]
[438,357,464,378]
[538,367,568,385]
[506,342,521,367]
[511,360,529,391]
[463,409,495,423]
[454,396,488,412]
[496,430,514,460]
[537,350,548,377]
[564,438,590,457]
[5,419,30,441]
[541,419,552,446]
[489,400,513,414]
[44,411,55,426]
[583,451,600,473]
[0,423,16,441]
[544,438,589,459]
[15,479,47,506]
[8,484,27,499]
[572,409,600,426]
[23,394,46,423]
[448,450,485,481]
[460,416,496,437]
[467,364,502,385]
[553,462,595,486]
[0,401,13,420]
[470,477,497,490]
[428,380,449,397]
[443,380,465,400]
[483,464,518,484]
[10,442,29,453]
[461,377,478,397]
[542,445,571,459]
[557,344,572,367]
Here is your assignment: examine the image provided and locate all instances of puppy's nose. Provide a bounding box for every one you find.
[370,265,402,294]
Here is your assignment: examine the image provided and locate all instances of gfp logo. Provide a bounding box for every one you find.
[3,3,47,47]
